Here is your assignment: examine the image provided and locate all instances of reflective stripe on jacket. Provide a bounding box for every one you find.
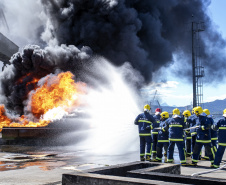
[134,112,157,135]
[164,115,185,141]
[213,117,226,144]
[152,114,161,135]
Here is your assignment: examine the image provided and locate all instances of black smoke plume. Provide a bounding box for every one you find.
[0,44,93,115]
[40,0,226,83]
[1,0,226,115]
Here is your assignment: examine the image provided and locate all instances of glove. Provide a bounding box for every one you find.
[145,126,151,130]
[201,125,205,130]
[185,130,190,134]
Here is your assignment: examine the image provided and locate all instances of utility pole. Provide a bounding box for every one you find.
[191,21,205,108]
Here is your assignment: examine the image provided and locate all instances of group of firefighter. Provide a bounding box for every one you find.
[134,104,226,168]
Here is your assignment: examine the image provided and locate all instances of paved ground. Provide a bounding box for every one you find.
[0,144,139,185]
[0,141,226,185]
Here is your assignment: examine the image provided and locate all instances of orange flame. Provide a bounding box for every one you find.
[0,71,86,131]
[0,105,12,132]
[31,71,85,118]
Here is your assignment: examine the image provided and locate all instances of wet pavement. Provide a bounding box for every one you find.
[0,139,226,184]
[0,143,140,185]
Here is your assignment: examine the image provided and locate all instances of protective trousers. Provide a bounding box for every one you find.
[212,140,218,153]
[191,135,197,154]
[152,134,158,158]
[192,142,214,164]
[204,140,218,159]
[214,145,226,167]
[140,136,152,161]
[156,142,169,161]
[186,137,192,156]
[167,141,186,164]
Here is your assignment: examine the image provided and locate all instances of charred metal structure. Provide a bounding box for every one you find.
[0,32,19,71]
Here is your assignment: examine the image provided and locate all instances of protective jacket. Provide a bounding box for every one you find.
[158,119,169,142]
[164,115,187,164]
[191,112,215,167]
[134,112,157,136]
[213,117,226,145]
[187,114,197,136]
[213,117,226,167]
[152,114,161,135]
[184,117,192,139]
[208,115,218,141]
[194,114,211,142]
[164,115,186,141]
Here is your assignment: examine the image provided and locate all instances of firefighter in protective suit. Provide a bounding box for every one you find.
[212,109,226,168]
[152,108,162,159]
[183,110,192,157]
[163,108,187,165]
[153,111,169,162]
[190,107,215,167]
[187,107,198,155]
[202,109,218,160]
[134,104,157,161]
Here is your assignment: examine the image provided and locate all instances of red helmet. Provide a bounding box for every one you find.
[155,108,161,113]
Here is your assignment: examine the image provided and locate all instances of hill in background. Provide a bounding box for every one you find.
[152,99,226,114]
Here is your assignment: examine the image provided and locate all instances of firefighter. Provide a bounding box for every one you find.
[190,106,215,167]
[163,108,187,166]
[152,108,161,159]
[202,109,218,160]
[183,110,192,157]
[134,104,157,161]
[212,109,226,168]
[153,111,169,162]
[187,107,198,155]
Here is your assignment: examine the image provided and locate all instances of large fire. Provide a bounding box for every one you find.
[0,71,86,132]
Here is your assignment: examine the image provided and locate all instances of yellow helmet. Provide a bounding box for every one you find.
[223,109,226,117]
[203,109,210,116]
[144,104,151,112]
[172,108,180,115]
[160,111,169,119]
[183,110,191,117]
[194,106,203,116]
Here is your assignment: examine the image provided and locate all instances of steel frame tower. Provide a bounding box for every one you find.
[192,22,205,108]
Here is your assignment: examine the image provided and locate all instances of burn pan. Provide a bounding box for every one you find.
[1,116,90,145]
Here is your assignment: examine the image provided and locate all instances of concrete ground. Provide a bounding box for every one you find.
[0,144,139,185]
[0,141,226,185]
[181,156,226,179]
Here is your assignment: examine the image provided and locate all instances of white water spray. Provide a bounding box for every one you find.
[73,59,142,156]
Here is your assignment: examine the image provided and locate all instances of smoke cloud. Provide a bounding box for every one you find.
[0,0,45,48]
[0,44,93,115]
[1,0,226,115]
[40,0,226,83]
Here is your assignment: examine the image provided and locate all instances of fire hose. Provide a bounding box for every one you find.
[191,162,226,176]
[183,126,199,131]
[154,127,162,130]
[154,126,199,131]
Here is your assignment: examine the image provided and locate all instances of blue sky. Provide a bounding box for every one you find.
[142,0,226,107]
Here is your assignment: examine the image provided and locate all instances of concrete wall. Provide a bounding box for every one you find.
[62,161,226,185]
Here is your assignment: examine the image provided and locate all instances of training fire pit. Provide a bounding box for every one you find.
[1,115,90,145]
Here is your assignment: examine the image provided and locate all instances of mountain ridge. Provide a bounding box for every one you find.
[158,98,226,114]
